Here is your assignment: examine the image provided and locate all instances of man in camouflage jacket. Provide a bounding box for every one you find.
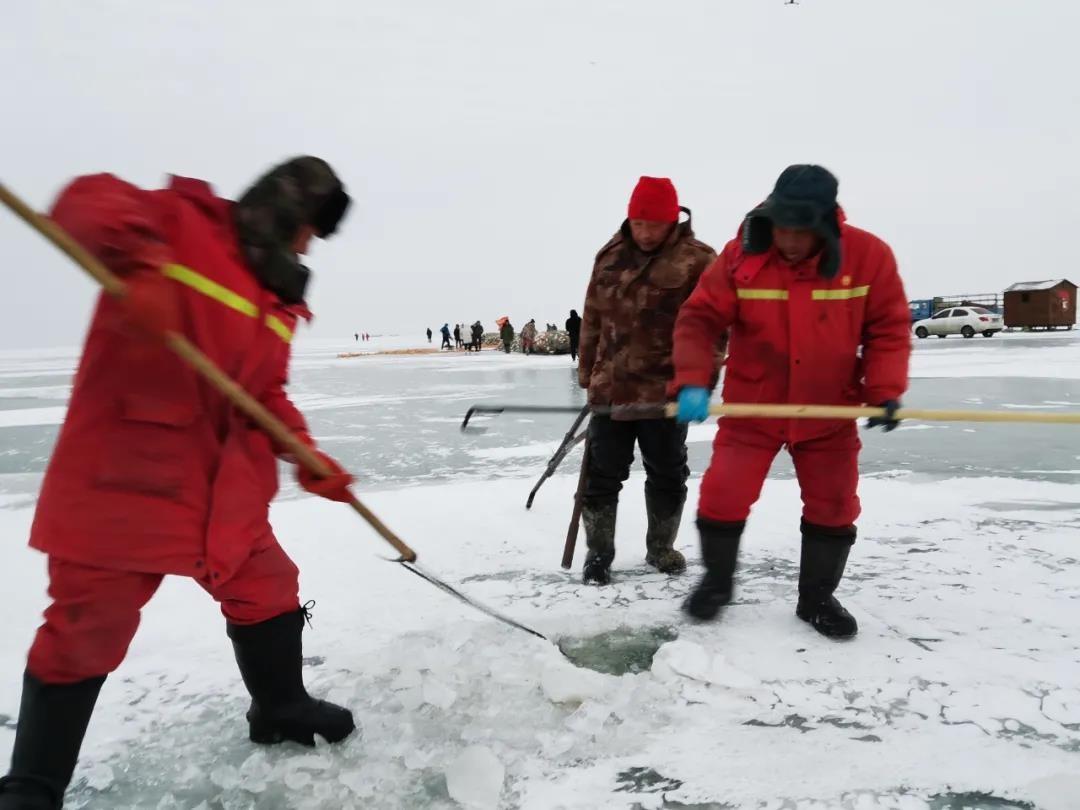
[577,176,717,585]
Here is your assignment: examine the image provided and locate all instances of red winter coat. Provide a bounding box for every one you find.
[30,174,311,584]
[672,219,911,443]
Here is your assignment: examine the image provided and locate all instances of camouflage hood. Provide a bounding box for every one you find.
[233,156,351,304]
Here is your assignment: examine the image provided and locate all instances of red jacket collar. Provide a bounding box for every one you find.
[287,303,314,322]
[168,176,232,224]
[168,176,315,320]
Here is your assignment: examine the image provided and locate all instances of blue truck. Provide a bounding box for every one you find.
[908,299,934,322]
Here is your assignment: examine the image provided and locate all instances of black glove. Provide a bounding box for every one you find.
[865,400,901,432]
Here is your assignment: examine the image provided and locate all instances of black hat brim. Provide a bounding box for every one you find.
[748,197,821,230]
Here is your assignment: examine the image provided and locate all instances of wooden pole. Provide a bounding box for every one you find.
[465,401,1080,428]
[561,434,591,570]
[659,402,1080,426]
[0,181,417,563]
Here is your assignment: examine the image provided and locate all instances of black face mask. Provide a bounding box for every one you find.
[249,251,311,305]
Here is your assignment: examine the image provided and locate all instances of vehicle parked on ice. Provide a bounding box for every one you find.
[912,306,1003,339]
[908,299,934,322]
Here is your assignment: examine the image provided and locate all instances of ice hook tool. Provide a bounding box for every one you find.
[462,401,1080,429]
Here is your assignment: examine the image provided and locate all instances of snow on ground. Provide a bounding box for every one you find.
[0,332,1079,808]
[2,475,1076,809]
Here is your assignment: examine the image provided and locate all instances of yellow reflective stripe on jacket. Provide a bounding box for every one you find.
[736,288,789,300]
[162,263,292,344]
[265,315,293,343]
[163,264,259,318]
[812,285,870,301]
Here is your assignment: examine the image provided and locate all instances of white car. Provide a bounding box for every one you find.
[913,306,1004,339]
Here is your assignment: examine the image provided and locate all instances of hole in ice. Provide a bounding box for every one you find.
[556,625,678,675]
[615,765,683,794]
[634,793,1031,810]
[928,794,1032,809]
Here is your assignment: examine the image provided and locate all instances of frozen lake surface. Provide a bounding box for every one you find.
[0,332,1077,808]
[5,332,1080,495]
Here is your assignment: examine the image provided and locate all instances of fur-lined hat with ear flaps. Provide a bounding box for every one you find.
[742,164,842,279]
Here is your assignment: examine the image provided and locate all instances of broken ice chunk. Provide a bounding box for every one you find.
[445,745,504,809]
[540,660,611,705]
[651,640,758,689]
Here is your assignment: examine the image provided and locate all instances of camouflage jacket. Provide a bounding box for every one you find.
[578,215,717,409]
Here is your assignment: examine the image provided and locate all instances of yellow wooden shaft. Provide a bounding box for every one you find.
[660,402,1080,425]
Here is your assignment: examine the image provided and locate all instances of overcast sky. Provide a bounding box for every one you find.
[2,1,1077,348]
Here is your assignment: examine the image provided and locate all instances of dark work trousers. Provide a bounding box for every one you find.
[583,415,689,507]
[569,336,580,361]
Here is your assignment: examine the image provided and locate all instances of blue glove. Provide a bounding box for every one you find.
[676,387,711,423]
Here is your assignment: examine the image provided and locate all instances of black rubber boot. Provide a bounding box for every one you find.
[644,491,687,574]
[796,521,858,639]
[0,671,105,810]
[581,502,617,585]
[227,607,355,746]
[683,519,744,621]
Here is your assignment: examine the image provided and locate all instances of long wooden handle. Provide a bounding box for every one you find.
[0,182,127,297]
[0,181,417,563]
[662,402,1080,425]
[561,435,590,570]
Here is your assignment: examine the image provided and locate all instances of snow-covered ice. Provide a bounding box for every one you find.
[1,333,1078,808]
[0,406,67,428]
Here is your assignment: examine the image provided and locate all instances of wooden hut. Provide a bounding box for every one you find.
[1003,279,1076,329]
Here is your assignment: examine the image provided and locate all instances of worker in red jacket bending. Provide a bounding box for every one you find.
[671,165,911,639]
[0,157,357,810]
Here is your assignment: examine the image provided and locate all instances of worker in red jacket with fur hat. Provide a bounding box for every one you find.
[0,157,357,810]
[671,165,911,639]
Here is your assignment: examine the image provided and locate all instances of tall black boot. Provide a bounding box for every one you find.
[644,491,686,574]
[0,671,105,810]
[683,519,744,621]
[581,501,617,586]
[796,521,858,639]
[227,607,355,746]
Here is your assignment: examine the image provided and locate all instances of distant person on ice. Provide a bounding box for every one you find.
[520,319,538,354]
[673,164,911,639]
[566,309,581,361]
[440,323,452,350]
[500,319,514,353]
[453,323,462,349]
[0,157,358,809]
[577,176,717,585]
[426,327,432,343]
[470,321,484,352]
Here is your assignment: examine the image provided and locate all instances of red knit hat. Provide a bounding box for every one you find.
[628,176,679,223]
